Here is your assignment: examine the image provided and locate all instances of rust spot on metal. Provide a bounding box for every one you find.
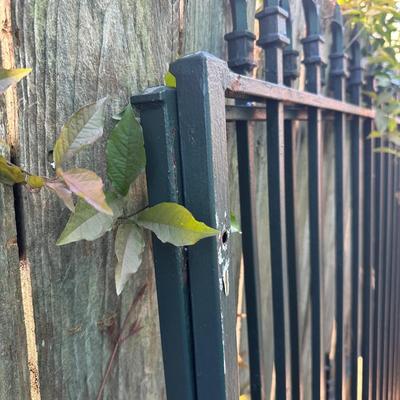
[229,74,242,92]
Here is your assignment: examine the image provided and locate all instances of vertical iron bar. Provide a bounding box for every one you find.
[301,1,325,397]
[387,157,398,399]
[131,88,196,400]
[236,118,266,399]
[171,52,239,400]
[348,34,363,400]
[225,4,264,397]
[371,134,382,400]
[368,134,379,400]
[376,144,389,400]
[283,118,301,400]
[393,159,399,400]
[329,7,347,398]
[282,1,301,398]
[396,161,400,400]
[383,150,395,399]
[393,168,400,399]
[333,102,345,400]
[381,150,394,400]
[361,72,374,400]
[256,2,291,398]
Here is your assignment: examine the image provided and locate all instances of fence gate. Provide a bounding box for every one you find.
[132,0,400,399]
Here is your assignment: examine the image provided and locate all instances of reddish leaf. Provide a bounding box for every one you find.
[46,180,75,212]
[61,168,112,215]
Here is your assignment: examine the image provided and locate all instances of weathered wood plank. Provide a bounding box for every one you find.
[0,0,360,398]
[0,141,30,400]
[0,2,31,396]
[10,1,176,399]
[5,0,238,399]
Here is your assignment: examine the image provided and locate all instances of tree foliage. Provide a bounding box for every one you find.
[339,0,400,148]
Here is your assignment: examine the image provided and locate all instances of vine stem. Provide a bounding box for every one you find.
[117,205,149,222]
[344,26,366,51]
[95,284,147,400]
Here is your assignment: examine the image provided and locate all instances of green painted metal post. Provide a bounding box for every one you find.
[361,68,374,400]
[225,2,265,398]
[348,30,364,400]
[301,0,325,397]
[256,1,292,397]
[329,6,347,398]
[131,88,196,400]
[171,52,239,400]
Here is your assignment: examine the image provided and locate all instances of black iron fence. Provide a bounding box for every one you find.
[132,1,399,399]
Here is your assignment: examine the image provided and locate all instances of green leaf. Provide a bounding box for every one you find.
[26,175,45,189]
[53,97,107,168]
[57,199,114,245]
[106,104,146,196]
[342,9,361,16]
[230,213,241,234]
[387,117,397,132]
[376,74,391,88]
[134,202,219,246]
[375,109,389,132]
[0,155,26,185]
[164,71,176,88]
[367,130,382,140]
[387,132,400,146]
[115,223,145,295]
[61,168,113,215]
[373,147,400,156]
[0,68,31,94]
[46,180,75,212]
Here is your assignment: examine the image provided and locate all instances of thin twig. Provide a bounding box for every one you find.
[345,26,366,52]
[95,284,147,400]
[117,205,149,222]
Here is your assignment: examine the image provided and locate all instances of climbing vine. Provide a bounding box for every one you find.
[0,69,220,295]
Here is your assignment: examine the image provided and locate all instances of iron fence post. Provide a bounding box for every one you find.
[348,29,364,400]
[171,52,239,400]
[131,88,196,400]
[361,68,374,400]
[256,1,291,397]
[281,1,301,398]
[376,140,389,400]
[301,1,326,397]
[225,3,264,398]
[387,156,399,398]
[382,149,394,399]
[329,6,347,399]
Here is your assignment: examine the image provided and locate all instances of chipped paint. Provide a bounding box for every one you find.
[220,310,227,376]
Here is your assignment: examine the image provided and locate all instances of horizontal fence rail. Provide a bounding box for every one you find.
[225,74,376,118]
[133,1,400,399]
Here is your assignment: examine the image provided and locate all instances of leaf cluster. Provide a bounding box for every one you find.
[0,69,222,295]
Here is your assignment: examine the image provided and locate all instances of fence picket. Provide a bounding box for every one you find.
[348,29,364,400]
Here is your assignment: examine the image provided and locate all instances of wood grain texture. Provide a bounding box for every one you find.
[10,1,175,398]
[0,0,357,398]
[0,2,31,394]
[0,140,31,400]
[3,0,237,399]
